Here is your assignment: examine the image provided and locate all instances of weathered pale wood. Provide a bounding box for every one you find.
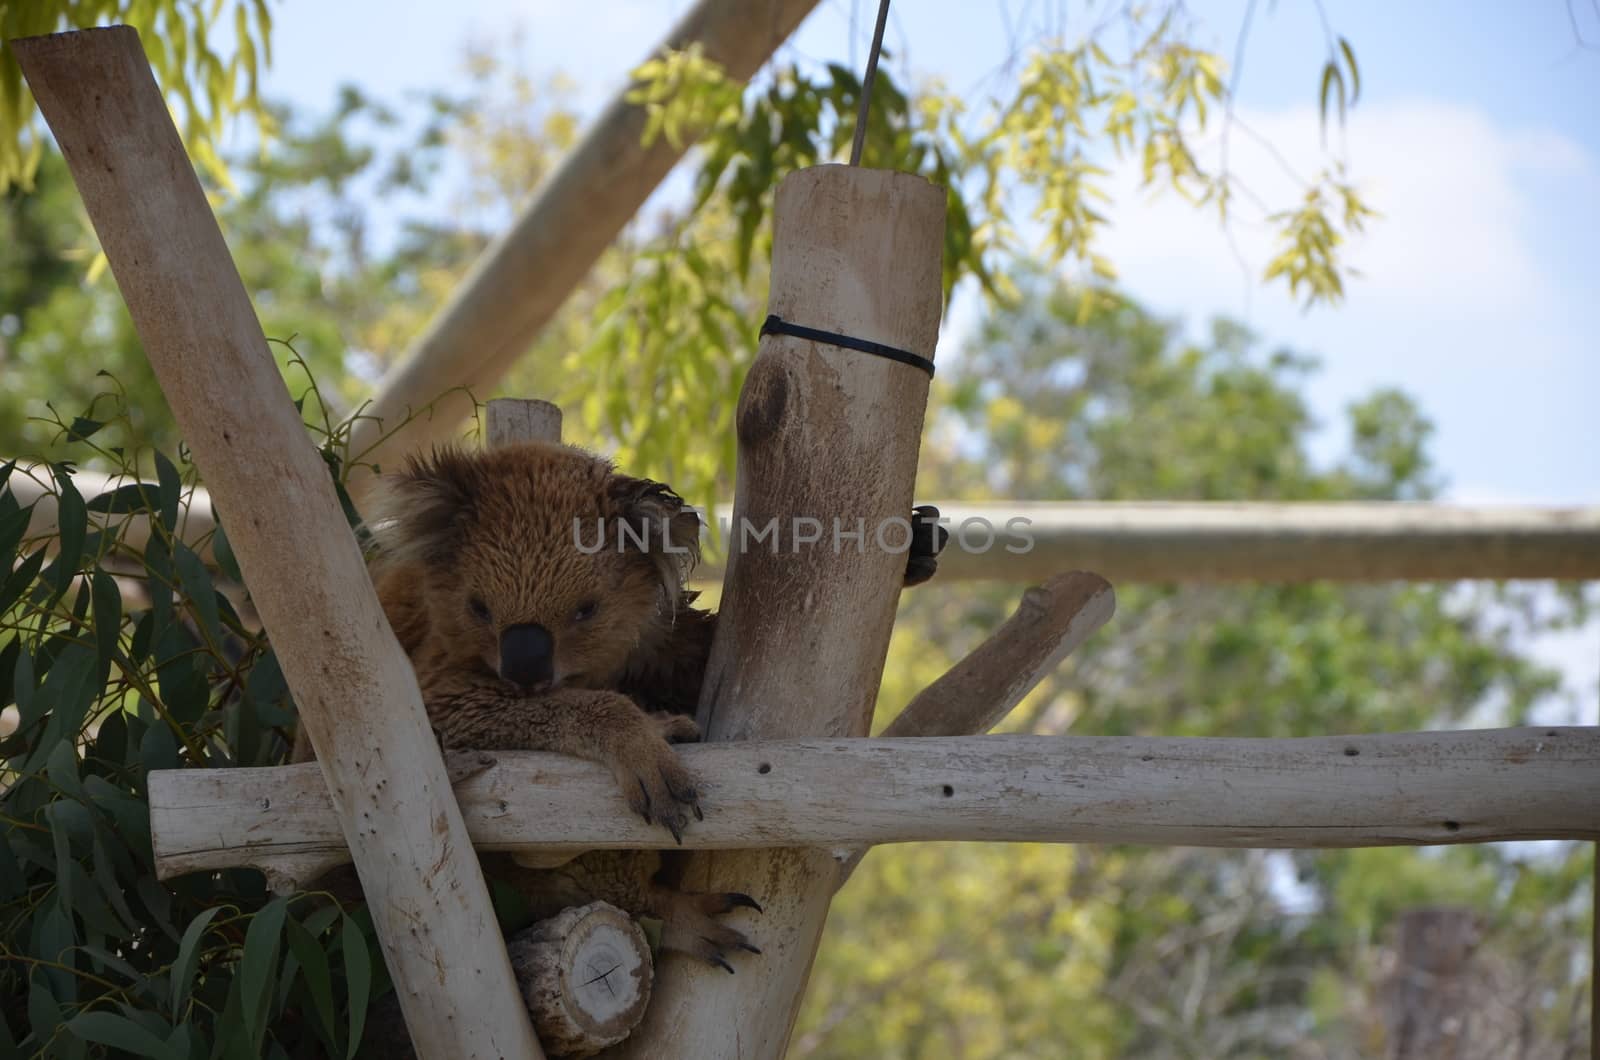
[927,501,1600,582]
[146,728,1600,879]
[830,570,1116,888]
[507,903,652,1058]
[345,0,823,483]
[13,28,542,1059]
[15,468,1596,583]
[885,571,1115,739]
[611,165,947,1059]
[487,397,563,448]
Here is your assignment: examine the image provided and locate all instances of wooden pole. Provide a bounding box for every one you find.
[16,469,1596,583]
[486,397,563,448]
[507,903,653,1057]
[883,571,1115,739]
[614,164,947,1058]
[147,728,1600,881]
[776,501,1600,582]
[12,28,543,1059]
[345,0,822,483]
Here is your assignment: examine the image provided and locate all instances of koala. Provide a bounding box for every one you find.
[293,440,945,975]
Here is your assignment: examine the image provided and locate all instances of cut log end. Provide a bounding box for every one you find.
[508,901,653,1058]
[487,397,563,448]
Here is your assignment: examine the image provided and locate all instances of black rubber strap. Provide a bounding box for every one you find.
[760,314,934,379]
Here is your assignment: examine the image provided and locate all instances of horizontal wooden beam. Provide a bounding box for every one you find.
[149,727,1600,888]
[922,502,1600,582]
[15,474,1595,584]
[691,502,1600,583]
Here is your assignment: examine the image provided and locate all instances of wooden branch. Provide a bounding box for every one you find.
[829,571,1115,888]
[147,728,1600,881]
[345,0,822,482]
[14,28,542,1058]
[508,903,652,1058]
[884,571,1115,738]
[608,166,947,1059]
[925,501,1600,582]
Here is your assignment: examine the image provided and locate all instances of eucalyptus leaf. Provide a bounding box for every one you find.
[67,1011,182,1060]
[169,906,224,1020]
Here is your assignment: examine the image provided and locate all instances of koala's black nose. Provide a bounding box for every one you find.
[499,623,554,690]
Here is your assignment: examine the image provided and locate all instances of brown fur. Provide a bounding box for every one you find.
[294,442,760,984]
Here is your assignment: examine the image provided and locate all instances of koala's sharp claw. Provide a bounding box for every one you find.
[693,802,704,822]
[737,942,762,955]
[726,892,763,914]
[707,952,736,974]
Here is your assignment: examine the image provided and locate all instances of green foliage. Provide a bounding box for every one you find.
[0,54,586,467]
[0,0,275,192]
[0,391,388,1056]
[593,10,1376,501]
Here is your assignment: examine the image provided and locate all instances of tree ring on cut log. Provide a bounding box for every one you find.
[507,901,653,1057]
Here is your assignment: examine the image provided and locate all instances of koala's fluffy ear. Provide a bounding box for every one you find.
[608,474,702,596]
[364,446,481,566]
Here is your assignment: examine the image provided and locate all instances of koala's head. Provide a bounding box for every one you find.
[365,442,701,692]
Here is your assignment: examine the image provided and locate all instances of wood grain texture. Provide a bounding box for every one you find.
[486,397,563,448]
[885,571,1116,739]
[926,501,1600,582]
[603,165,948,1060]
[14,27,542,1059]
[507,903,652,1057]
[149,728,1600,879]
[346,0,823,483]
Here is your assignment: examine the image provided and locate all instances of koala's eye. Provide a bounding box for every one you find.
[571,600,599,623]
[468,596,492,623]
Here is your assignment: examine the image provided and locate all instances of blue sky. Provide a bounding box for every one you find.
[251,0,1599,509]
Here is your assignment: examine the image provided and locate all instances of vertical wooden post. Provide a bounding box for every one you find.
[13,28,543,1059]
[486,397,563,448]
[616,165,944,1058]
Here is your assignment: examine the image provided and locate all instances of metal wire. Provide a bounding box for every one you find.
[848,0,893,166]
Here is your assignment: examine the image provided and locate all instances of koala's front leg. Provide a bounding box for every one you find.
[426,679,704,840]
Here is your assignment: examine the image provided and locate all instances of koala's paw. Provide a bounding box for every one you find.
[653,888,763,973]
[903,504,949,588]
[650,710,702,744]
[443,749,496,786]
[609,721,703,843]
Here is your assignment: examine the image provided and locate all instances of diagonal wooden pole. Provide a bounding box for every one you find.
[346,0,822,484]
[13,28,542,1058]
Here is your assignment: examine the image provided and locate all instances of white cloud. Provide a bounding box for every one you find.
[1099,99,1585,319]
[1085,98,1599,505]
